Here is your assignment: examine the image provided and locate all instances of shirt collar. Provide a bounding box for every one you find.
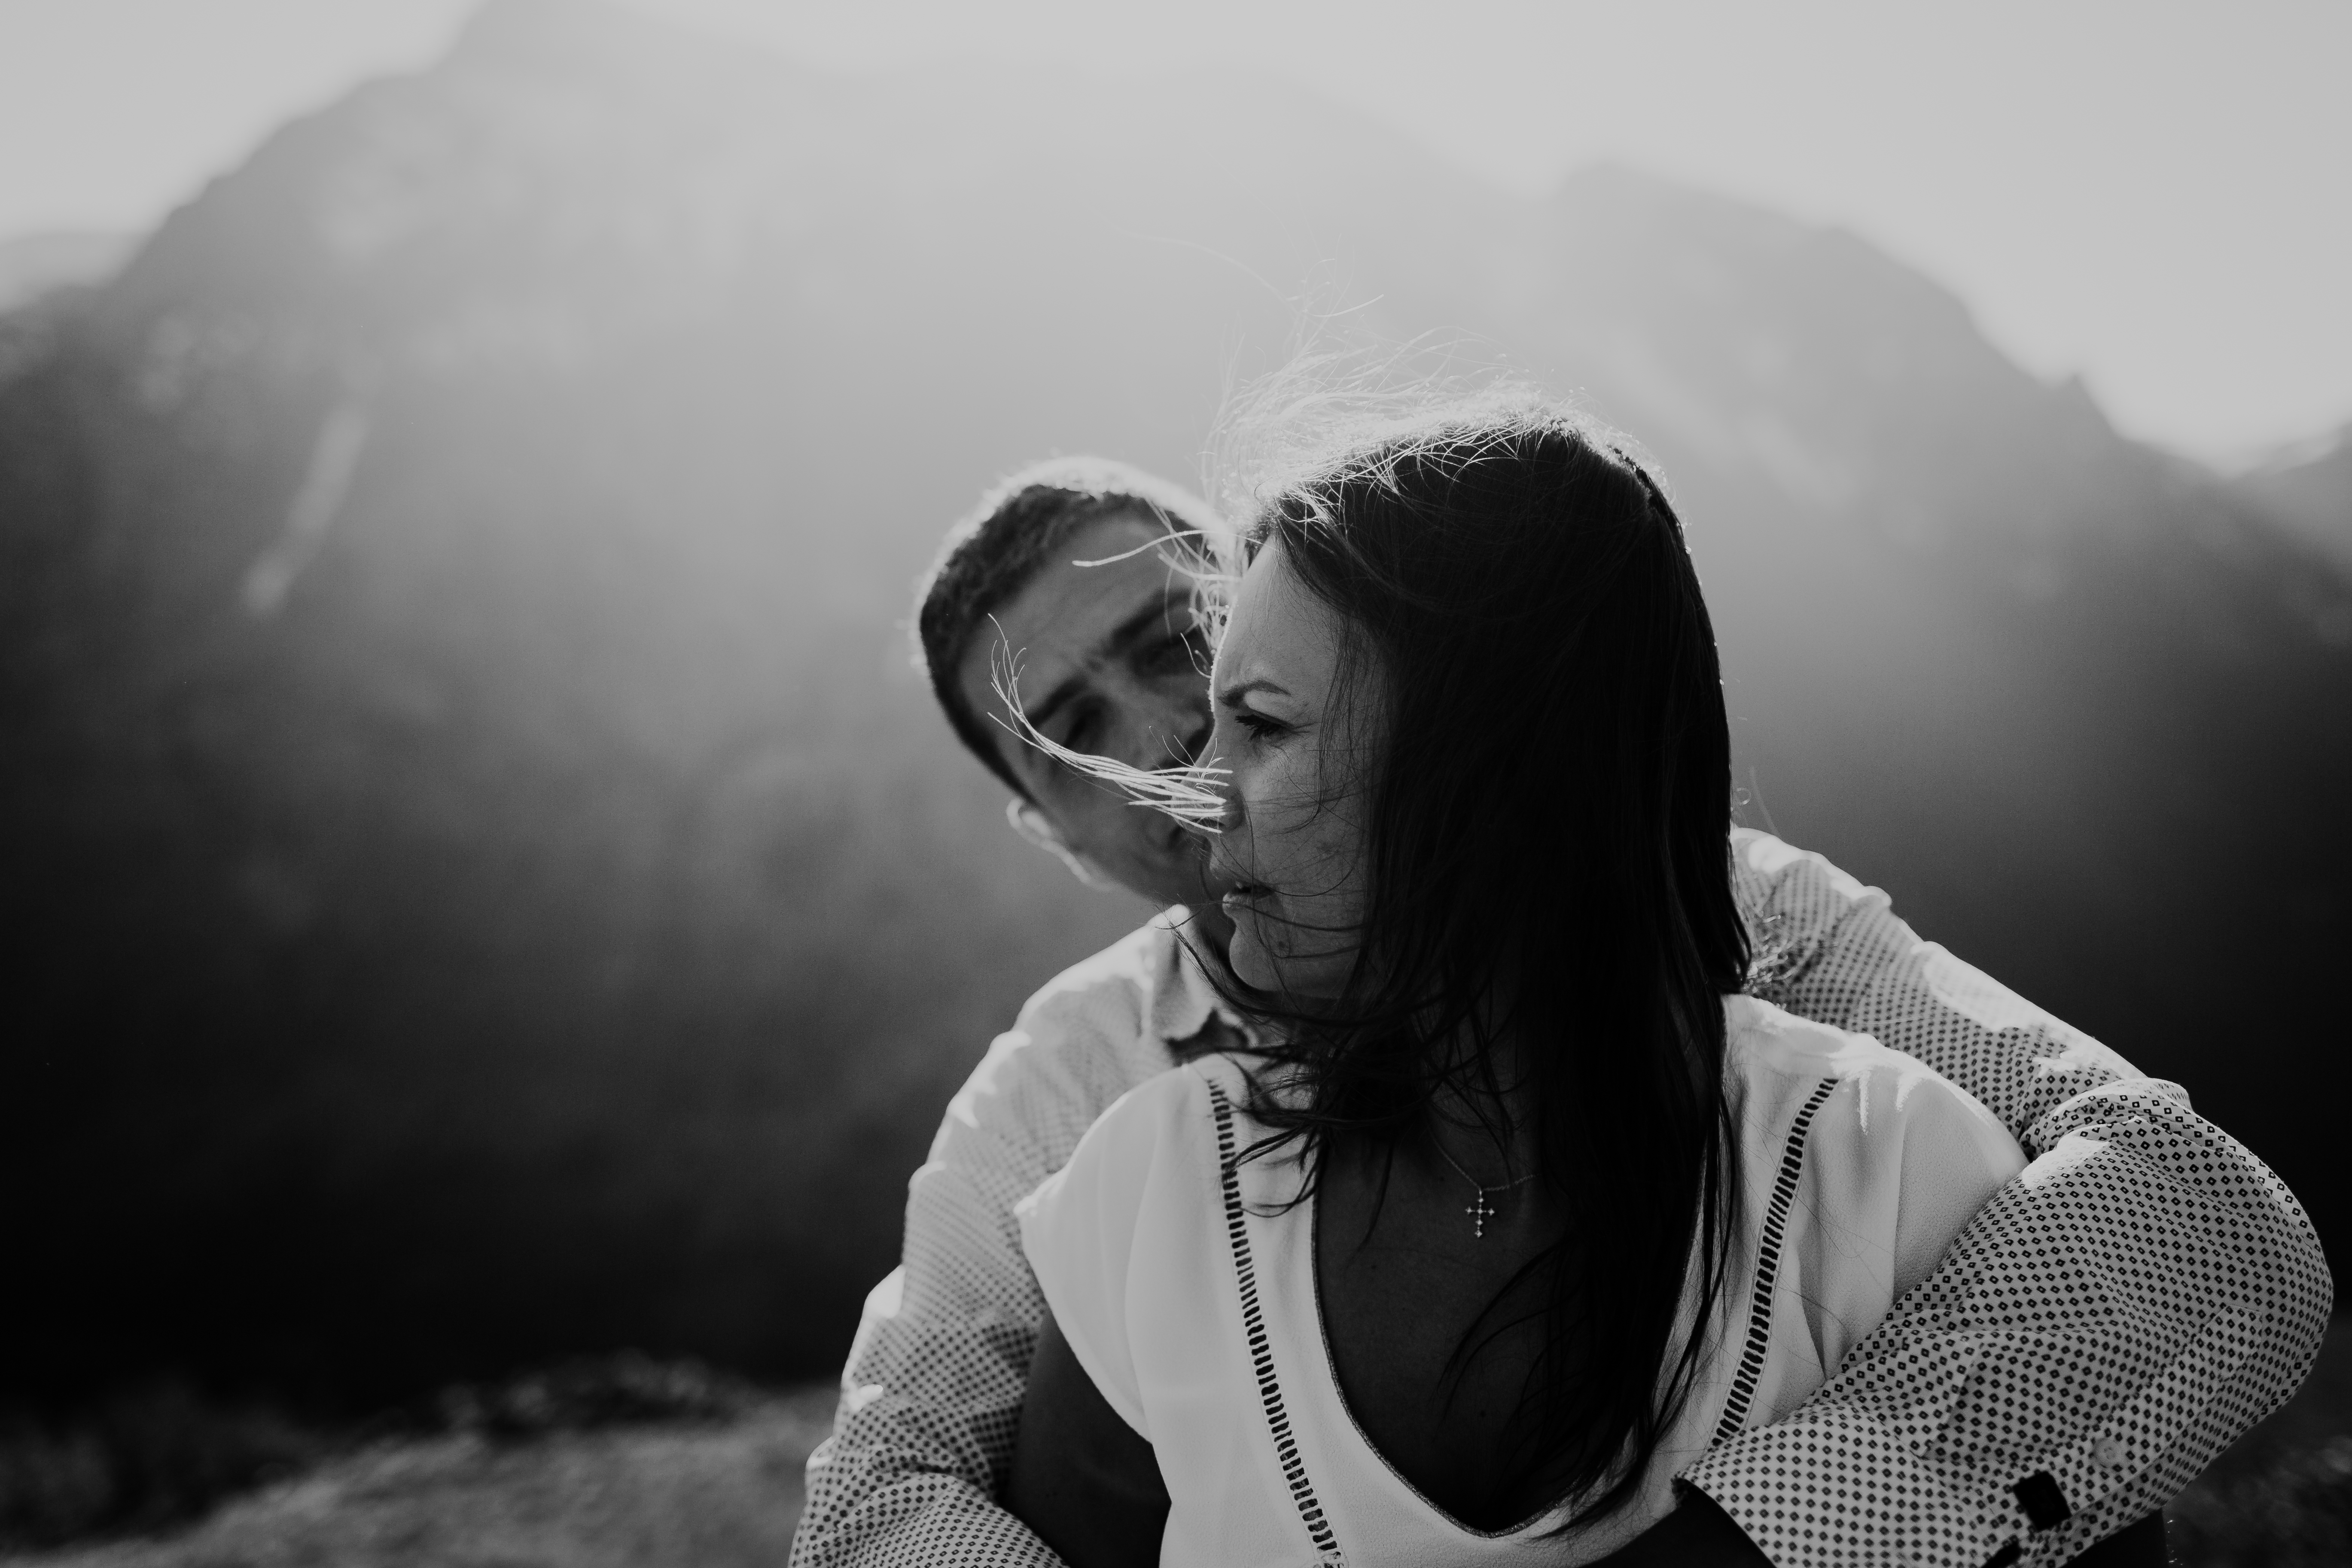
[1144,906,1243,1050]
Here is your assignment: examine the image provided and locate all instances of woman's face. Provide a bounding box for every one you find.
[1206,539,1381,997]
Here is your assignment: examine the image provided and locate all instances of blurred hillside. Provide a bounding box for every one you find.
[1,0,2346,1414]
[0,233,131,315]
[2231,426,2352,578]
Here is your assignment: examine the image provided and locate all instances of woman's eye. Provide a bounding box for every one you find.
[1232,709,1286,740]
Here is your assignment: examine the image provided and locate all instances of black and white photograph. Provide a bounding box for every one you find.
[2,2,2347,1565]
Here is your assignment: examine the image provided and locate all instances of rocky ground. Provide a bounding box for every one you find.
[6,1330,2352,1567]
[1,1389,834,1568]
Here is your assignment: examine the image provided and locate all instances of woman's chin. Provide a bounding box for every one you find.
[1225,908,1355,999]
[1224,917,1284,993]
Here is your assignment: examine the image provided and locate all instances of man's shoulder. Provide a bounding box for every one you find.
[1730,827,1877,907]
[1011,912,1190,1040]
[937,915,1194,1160]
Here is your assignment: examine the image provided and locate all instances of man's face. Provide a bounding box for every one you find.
[954,512,1231,929]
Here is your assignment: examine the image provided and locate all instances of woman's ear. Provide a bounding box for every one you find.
[1006,798,1122,893]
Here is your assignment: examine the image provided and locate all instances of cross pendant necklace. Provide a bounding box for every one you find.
[1465,1187,1499,1238]
[1434,1142,1536,1239]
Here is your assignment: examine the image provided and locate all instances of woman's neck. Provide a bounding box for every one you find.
[1420,1030,1544,1188]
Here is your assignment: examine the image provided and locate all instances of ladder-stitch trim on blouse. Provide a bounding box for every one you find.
[1205,1077,1348,1568]
[1711,1076,1840,1449]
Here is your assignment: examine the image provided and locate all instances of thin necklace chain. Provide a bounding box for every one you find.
[1431,1138,1535,1240]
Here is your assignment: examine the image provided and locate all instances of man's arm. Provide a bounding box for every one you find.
[789,942,1172,1568]
[1699,831,2331,1567]
[1596,1493,2165,1568]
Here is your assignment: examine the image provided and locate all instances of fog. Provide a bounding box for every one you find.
[0,0,2347,1417]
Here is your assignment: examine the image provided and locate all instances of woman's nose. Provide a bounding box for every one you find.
[1214,783,1243,836]
[1205,725,1244,834]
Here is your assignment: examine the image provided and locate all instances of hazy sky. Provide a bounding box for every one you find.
[1,0,2345,463]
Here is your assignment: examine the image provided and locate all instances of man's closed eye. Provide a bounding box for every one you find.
[1059,703,1103,756]
[1138,628,1208,678]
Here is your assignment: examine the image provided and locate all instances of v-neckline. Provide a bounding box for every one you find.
[1295,1175,1572,1542]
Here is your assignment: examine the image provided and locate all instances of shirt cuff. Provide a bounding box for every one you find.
[1680,1411,2175,1568]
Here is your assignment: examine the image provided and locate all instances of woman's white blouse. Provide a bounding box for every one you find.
[1015,994,2026,1568]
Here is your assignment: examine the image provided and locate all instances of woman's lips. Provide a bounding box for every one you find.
[1207,843,1262,905]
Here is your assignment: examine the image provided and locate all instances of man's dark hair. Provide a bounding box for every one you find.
[914,456,1223,798]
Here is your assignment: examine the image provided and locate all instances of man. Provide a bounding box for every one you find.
[790,457,2328,1568]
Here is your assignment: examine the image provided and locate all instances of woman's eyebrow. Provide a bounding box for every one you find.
[1216,677,1290,708]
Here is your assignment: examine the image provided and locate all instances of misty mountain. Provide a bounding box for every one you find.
[0,230,132,314]
[2230,427,2352,578]
[2,0,2346,1410]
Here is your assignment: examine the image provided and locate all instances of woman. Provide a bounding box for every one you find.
[1004,397,2025,1566]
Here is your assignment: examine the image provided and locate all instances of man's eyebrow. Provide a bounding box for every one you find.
[1027,591,1196,732]
[1023,670,1087,735]
[1102,588,1196,659]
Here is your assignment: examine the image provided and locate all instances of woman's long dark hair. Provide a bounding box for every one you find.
[1226,397,1751,1528]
